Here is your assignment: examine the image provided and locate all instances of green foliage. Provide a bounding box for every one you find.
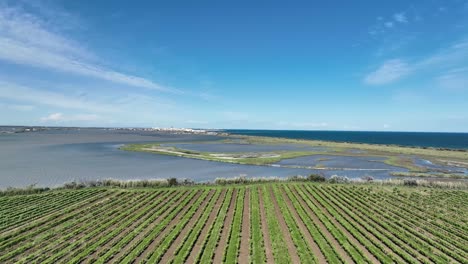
[308,173,326,182]
[0,183,466,263]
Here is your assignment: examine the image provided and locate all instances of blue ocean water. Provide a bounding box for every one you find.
[225,130,468,150]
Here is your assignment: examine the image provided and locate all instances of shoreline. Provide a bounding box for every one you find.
[2,176,467,195]
[121,133,468,179]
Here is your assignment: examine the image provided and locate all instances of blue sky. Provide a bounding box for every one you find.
[0,0,467,132]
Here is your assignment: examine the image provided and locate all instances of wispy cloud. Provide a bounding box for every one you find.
[0,81,116,112]
[40,113,64,122]
[40,112,100,122]
[365,39,468,85]
[393,12,407,23]
[0,103,34,111]
[0,4,177,93]
[384,21,394,28]
[436,68,468,91]
[364,59,410,85]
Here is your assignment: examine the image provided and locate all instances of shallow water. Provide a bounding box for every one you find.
[0,129,317,188]
[1,129,463,189]
[276,155,408,178]
[160,142,327,153]
[412,157,467,173]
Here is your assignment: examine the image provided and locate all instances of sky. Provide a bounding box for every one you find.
[0,0,467,132]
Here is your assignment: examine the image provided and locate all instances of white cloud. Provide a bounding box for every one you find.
[365,39,468,85]
[40,112,64,122]
[436,68,468,91]
[393,13,407,23]
[0,81,116,112]
[384,22,394,28]
[40,112,100,122]
[0,5,177,93]
[364,59,410,85]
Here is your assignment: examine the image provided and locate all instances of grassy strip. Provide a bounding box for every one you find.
[289,185,343,263]
[261,185,291,263]
[197,188,233,263]
[391,171,467,178]
[234,135,468,161]
[68,190,168,263]
[322,186,422,263]
[0,190,110,244]
[390,192,468,235]
[344,187,464,263]
[172,189,223,263]
[39,192,154,264]
[0,192,129,263]
[309,185,401,263]
[289,185,366,263]
[250,186,265,263]
[296,185,367,263]
[365,189,468,262]
[119,190,197,263]
[144,190,211,263]
[14,192,132,263]
[271,185,317,262]
[0,189,104,231]
[94,190,178,263]
[224,188,245,263]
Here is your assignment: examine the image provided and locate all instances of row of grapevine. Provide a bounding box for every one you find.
[0,183,465,263]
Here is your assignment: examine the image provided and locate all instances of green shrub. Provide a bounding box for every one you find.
[308,173,326,182]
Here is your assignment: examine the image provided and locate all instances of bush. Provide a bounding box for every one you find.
[403,179,418,186]
[308,173,326,182]
[0,184,49,196]
[328,175,350,184]
[361,175,374,182]
[167,178,178,187]
[288,175,308,182]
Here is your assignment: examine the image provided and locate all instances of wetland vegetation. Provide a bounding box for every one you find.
[122,134,468,179]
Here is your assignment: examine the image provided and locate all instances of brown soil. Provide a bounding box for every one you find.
[107,190,191,263]
[184,189,227,263]
[134,190,204,263]
[9,193,131,262]
[0,191,114,237]
[212,189,238,263]
[312,186,406,263]
[86,191,172,260]
[257,187,274,264]
[238,188,250,263]
[58,192,155,263]
[158,190,216,263]
[268,186,301,264]
[294,186,354,263]
[279,186,327,263]
[300,186,379,263]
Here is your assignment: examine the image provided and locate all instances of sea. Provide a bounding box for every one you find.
[225,130,468,150]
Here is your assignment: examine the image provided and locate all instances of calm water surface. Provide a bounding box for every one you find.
[0,129,317,188]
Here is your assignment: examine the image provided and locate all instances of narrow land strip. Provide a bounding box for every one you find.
[238,188,250,263]
[212,189,238,263]
[268,186,301,263]
[184,189,227,263]
[257,187,274,263]
[158,190,216,263]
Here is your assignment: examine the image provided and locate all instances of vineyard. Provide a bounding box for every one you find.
[0,183,466,263]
